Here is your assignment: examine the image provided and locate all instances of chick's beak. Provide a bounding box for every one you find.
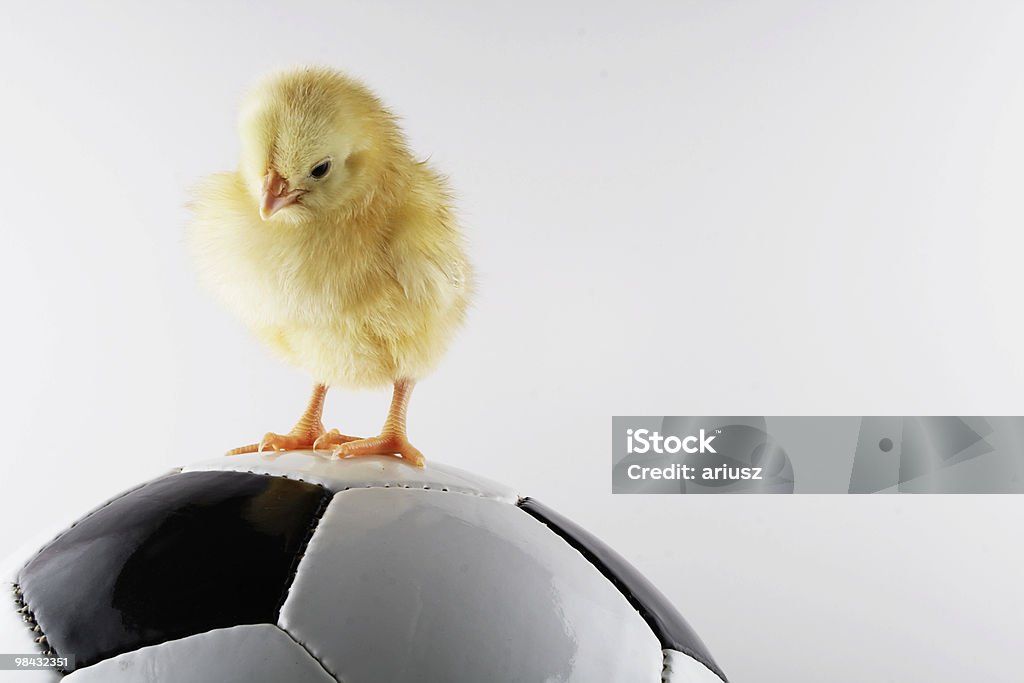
[260,170,303,220]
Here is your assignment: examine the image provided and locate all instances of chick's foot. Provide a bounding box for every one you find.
[312,428,362,451]
[227,427,361,455]
[226,383,361,456]
[228,430,307,455]
[332,433,425,468]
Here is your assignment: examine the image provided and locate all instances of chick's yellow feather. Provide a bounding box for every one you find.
[187,67,473,389]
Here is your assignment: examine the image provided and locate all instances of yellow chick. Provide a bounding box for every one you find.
[187,66,473,467]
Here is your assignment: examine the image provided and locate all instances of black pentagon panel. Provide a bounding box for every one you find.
[518,498,727,682]
[16,471,331,671]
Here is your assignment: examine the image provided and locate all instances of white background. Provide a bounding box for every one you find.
[3,1,1024,681]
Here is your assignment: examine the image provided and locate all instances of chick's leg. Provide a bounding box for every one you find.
[332,379,425,467]
[227,383,359,455]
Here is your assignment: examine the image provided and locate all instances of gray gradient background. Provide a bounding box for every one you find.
[2,1,1023,681]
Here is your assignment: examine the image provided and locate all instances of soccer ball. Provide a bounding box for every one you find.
[2,453,726,682]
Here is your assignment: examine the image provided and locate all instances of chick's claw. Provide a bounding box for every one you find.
[312,428,362,452]
[225,427,360,456]
[259,432,318,453]
[225,432,317,456]
[332,433,426,468]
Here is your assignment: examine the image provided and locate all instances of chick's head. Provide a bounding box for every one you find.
[238,66,404,224]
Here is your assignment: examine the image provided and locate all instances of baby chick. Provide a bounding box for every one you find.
[187,66,473,467]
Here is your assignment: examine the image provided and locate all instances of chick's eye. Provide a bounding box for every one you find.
[310,160,331,179]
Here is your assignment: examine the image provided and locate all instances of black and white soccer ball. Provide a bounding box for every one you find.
[2,454,726,682]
